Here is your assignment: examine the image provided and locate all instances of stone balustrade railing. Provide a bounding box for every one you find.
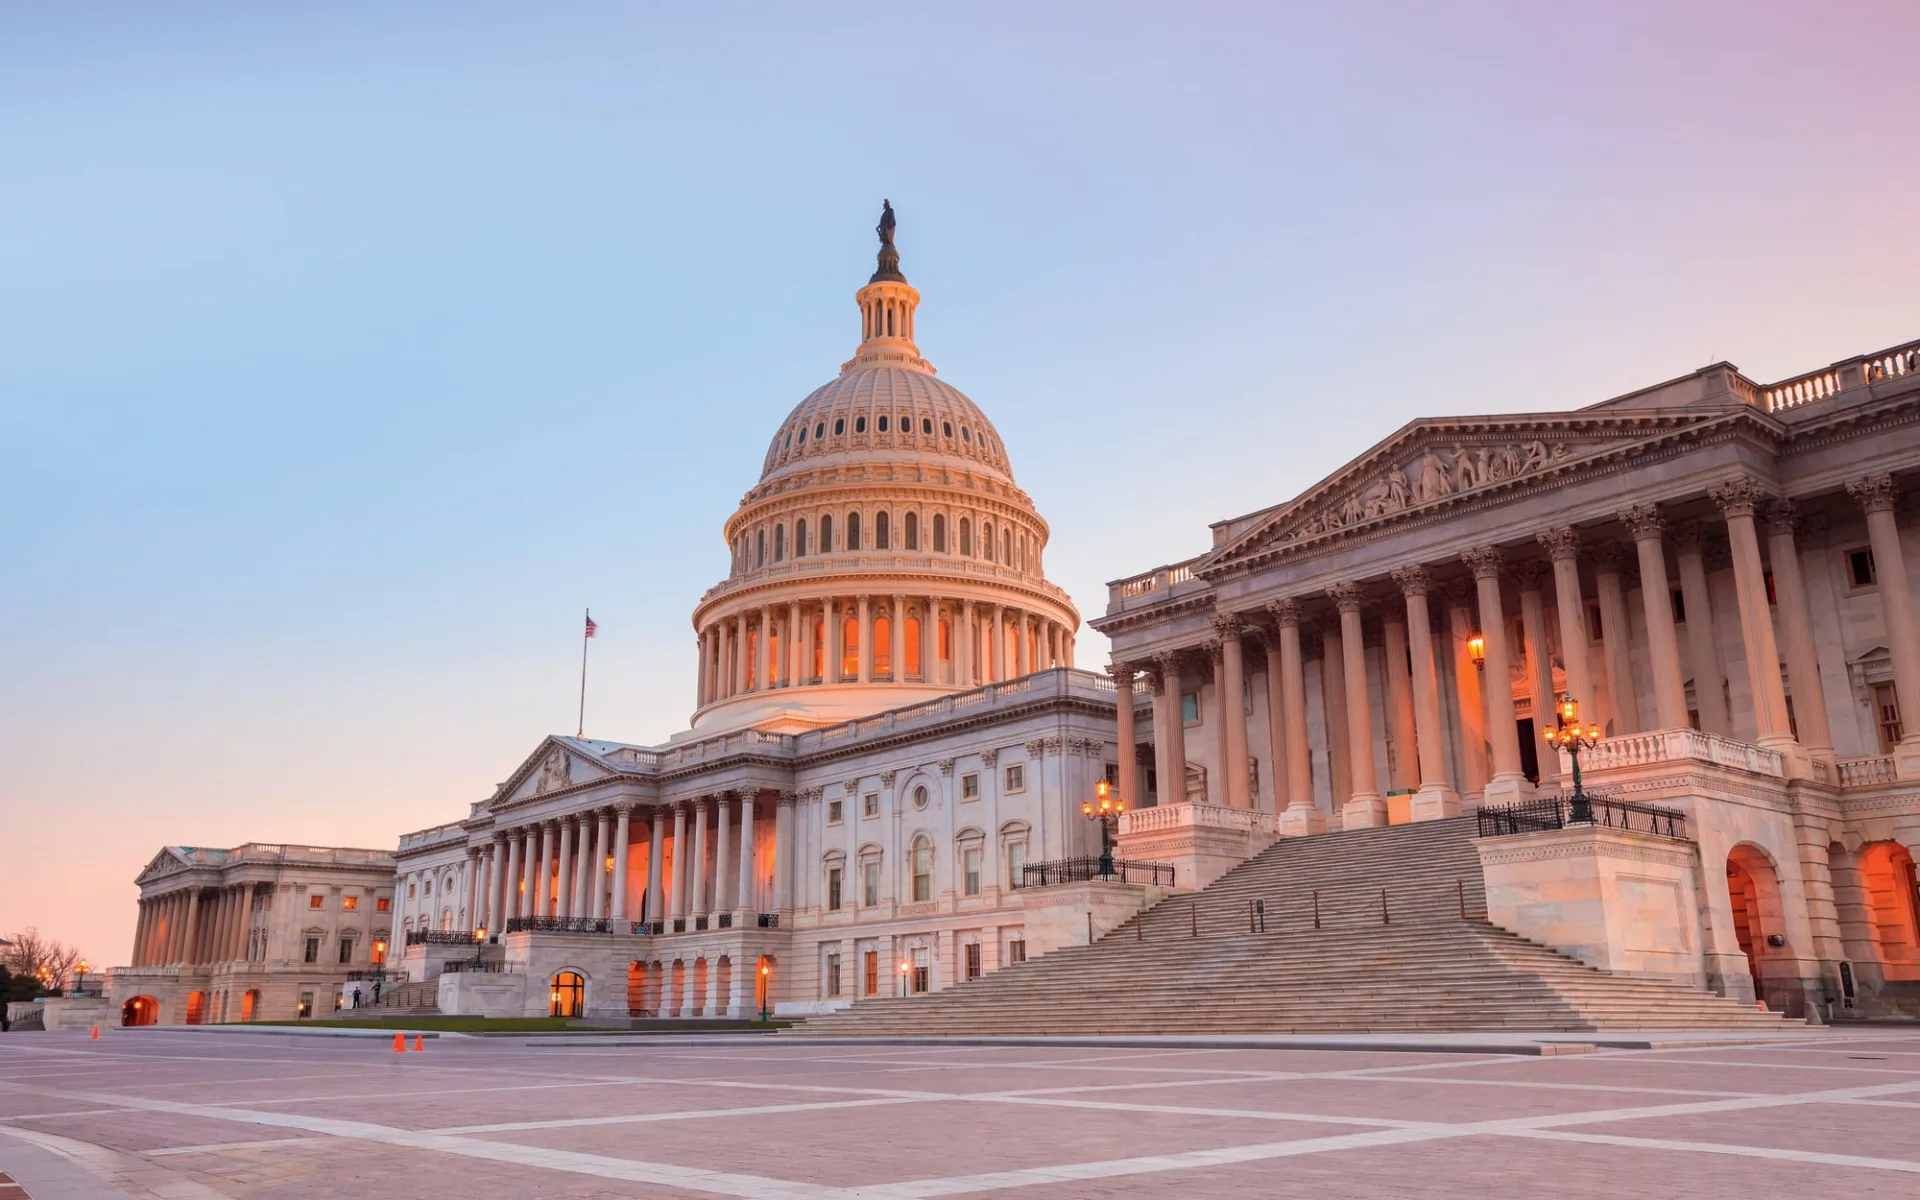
[1836,755,1899,787]
[1762,337,1920,413]
[1573,728,1785,779]
[1110,556,1208,606]
[697,552,1076,609]
[1119,801,1279,837]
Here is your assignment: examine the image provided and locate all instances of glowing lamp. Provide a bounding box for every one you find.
[1467,633,1486,665]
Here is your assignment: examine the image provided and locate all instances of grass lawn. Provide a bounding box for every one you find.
[242,1015,788,1034]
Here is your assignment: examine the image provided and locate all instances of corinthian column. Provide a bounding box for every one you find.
[1538,526,1598,733]
[1110,663,1140,810]
[1151,652,1189,806]
[1711,477,1795,753]
[1463,547,1530,805]
[1847,475,1920,777]
[1211,613,1252,808]
[958,600,976,687]
[1517,563,1556,735]
[1673,522,1730,735]
[555,818,575,920]
[1329,583,1385,828]
[1381,610,1417,794]
[609,807,632,922]
[713,791,732,923]
[1393,567,1460,820]
[1270,600,1322,834]
[857,595,873,683]
[1766,502,1833,764]
[1261,627,1289,814]
[1620,504,1690,730]
[1591,544,1638,734]
[644,807,665,925]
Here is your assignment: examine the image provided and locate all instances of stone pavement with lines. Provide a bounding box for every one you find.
[3,1029,1920,1198]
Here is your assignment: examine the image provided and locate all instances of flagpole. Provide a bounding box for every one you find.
[578,608,590,738]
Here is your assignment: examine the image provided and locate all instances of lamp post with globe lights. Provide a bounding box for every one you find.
[1082,779,1125,879]
[1542,693,1604,823]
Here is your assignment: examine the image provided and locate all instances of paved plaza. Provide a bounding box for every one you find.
[3,1029,1920,1198]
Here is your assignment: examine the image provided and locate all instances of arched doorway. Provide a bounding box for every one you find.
[121,996,158,1026]
[692,958,709,1017]
[184,991,207,1025]
[1727,845,1784,1008]
[1859,841,1920,981]
[240,989,260,1022]
[549,971,585,1018]
[626,962,648,1017]
[669,960,686,1017]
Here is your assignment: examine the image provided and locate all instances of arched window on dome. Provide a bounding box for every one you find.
[834,418,845,436]
[798,424,807,445]
[904,512,918,551]
[933,513,946,553]
[815,422,825,440]
[904,611,922,678]
[841,616,858,680]
[756,529,766,568]
[774,524,785,563]
[878,414,888,433]
[873,614,891,678]
[1003,529,1012,565]
[962,427,972,443]
[875,511,890,550]
[795,518,808,557]
[983,521,995,562]
[943,421,953,438]
[820,514,833,553]
[855,416,866,434]
[959,518,971,557]
[784,431,792,450]
[922,417,933,435]
[847,512,861,551]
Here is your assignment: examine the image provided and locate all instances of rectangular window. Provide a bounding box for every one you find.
[863,862,880,906]
[1181,692,1200,725]
[342,895,358,912]
[309,894,325,910]
[1671,587,1686,624]
[825,953,842,998]
[863,792,879,818]
[1874,682,1905,753]
[1764,571,1777,606]
[1586,601,1603,641]
[828,799,844,825]
[304,936,319,964]
[1003,763,1025,793]
[1007,842,1027,889]
[298,991,314,1019]
[376,897,390,913]
[965,942,982,980]
[407,883,416,899]
[827,868,843,911]
[963,847,982,897]
[1007,939,1026,965]
[1849,547,1878,588]
[911,947,930,994]
[338,938,353,964]
[864,950,878,996]
[962,773,980,800]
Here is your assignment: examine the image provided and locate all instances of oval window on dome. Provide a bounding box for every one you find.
[814,422,825,440]
[798,426,807,444]
[942,421,953,438]
[784,432,792,449]
[834,418,845,436]
[962,427,972,443]
[877,415,888,433]
[855,416,866,434]
[922,417,933,435]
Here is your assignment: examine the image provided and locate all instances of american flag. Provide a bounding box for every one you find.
[584,612,598,638]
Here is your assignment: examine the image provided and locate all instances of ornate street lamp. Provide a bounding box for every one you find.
[760,962,772,1022]
[370,939,388,990]
[1081,779,1125,879]
[70,960,89,997]
[1542,692,1604,823]
[470,926,488,970]
[898,957,911,999]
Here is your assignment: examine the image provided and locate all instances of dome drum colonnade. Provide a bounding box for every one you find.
[1108,472,1920,831]
[690,203,1078,729]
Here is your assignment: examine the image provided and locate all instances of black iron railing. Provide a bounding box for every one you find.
[1017,857,1176,889]
[717,913,733,928]
[1477,793,1689,841]
[441,960,519,974]
[757,913,780,928]
[405,930,477,946]
[503,916,656,936]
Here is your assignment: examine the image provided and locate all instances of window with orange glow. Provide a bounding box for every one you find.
[769,631,780,685]
[904,616,921,676]
[841,618,858,678]
[746,632,757,689]
[939,619,951,661]
[873,616,891,676]
[812,619,825,680]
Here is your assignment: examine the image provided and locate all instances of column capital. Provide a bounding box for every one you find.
[1709,475,1769,519]
[1618,502,1665,541]
[1209,610,1244,637]
[1200,636,1224,663]
[1588,542,1631,573]
[1765,498,1800,537]
[778,790,798,808]
[1106,661,1137,687]
[1390,565,1431,597]
[1512,560,1549,590]
[1327,581,1365,612]
[1138,662,1164,692]
[1461,545,1504,579]
[1846,473,1898,514]
[1670,518,1706,554]
[1537,524,1581,561]
[733,785,758,805]
[1267,597,1303,628]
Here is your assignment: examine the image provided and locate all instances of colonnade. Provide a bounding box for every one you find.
[481,791,799,937]
[696,595,1075,708]
[1111,473,1920,828]
[130,883,259,967]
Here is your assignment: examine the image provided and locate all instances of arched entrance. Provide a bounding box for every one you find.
[1727,845,1784,1007]
[549,970,585,1018]
[626,962,648,1017]
[692,958,709,1017]
[241,989,260,1022]
[121,995,158,1026]
[1859,841,1920,981]
[184,991,207,1025]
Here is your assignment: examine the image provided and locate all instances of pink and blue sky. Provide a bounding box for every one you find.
[4,1,1917,966]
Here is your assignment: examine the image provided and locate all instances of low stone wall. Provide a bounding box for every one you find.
[1016,878,1168,957]
[1476,825,1707,988]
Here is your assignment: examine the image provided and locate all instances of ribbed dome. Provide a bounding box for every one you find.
[758,364,1015,483]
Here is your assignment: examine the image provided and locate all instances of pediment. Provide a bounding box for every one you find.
[1203,411,1726,570]
[135,847,196,885]
[493,736,615,806]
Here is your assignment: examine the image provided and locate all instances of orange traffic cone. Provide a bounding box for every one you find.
[412,1035,424,1053]
[392,1032,406,1053]
[90,1025,100,1039]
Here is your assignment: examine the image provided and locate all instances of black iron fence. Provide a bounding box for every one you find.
[1477,793,1689,841]
[441,960,519,974]
[405,929,477,946]
[496,915,767,936]
[1017,857,1176,889]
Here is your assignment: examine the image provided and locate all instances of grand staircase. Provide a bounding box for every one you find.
[791,818,1795,1035]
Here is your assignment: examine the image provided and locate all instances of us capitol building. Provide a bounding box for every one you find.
[102,209,1920,1028]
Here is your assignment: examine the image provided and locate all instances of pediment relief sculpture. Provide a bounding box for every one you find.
[1279,439,1580,546]
[534,747,573,794]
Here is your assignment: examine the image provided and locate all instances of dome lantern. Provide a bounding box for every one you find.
[846,200,931,377]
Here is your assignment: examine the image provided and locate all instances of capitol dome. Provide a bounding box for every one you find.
[686,204,1080,733]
